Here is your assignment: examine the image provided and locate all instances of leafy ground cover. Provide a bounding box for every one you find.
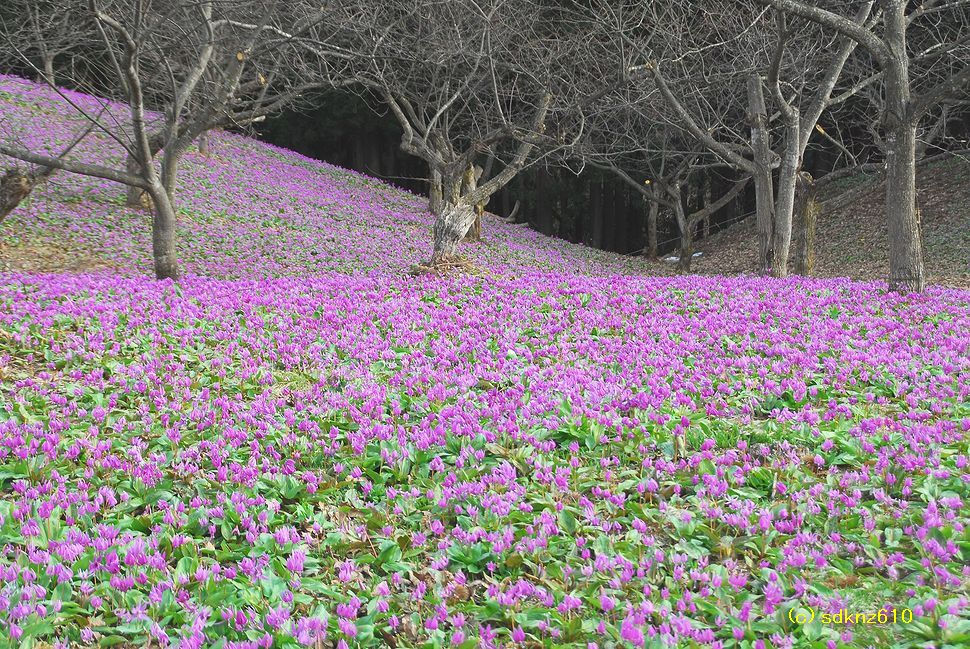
[1,76,969,648]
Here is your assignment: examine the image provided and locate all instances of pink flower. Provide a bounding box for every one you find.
[620,617,644,647]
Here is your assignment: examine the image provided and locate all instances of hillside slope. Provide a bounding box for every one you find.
[1,77,969,648]
[688,156,970,287]
[5,73,966,288]
[0,76,642,280]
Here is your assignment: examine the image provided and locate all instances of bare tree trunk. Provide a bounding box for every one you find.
[753,174,775,274]
[793,172,818,275]
[161,145,189,203]
[429,167,444,216]
[39,56,55,85]
[148,185,179,280]
[1,170,37,223]
[646,198,659,259]
[676,208,693,272]
[430,173,476,264]
[664,182,692,272]
[431,204,477,263]
[884,121,924,292]
[883,5,925,293]
[125,153,151,208]
[474,160,488,233]
[462,163,483,241]
[470,206,483,240]
[701,172,712,238]
[685,179,698,246]
[773,121,800,277]
[748,74,776,275]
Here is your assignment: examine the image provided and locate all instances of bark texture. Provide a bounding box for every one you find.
[429,167,444,216]
[671,188,693,273]
[772,120,800,277]
[431,203,477,264]
[793,172,818,275]
[462,163,483,241]
[149,185,180,280]
[884,123,924,291]
[125,154,151,208]
[883,2,925,292]
[747,74,776,275]
[0,170,37,224]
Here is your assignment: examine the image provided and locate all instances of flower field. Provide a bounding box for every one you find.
[1,77,968,648]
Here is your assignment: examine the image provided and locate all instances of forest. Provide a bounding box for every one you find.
[1,1,968,288]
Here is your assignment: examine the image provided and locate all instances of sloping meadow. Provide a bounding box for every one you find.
[1,77,969,648]
[0,76,637,279]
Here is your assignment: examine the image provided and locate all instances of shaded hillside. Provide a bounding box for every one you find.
[685,156,970,288]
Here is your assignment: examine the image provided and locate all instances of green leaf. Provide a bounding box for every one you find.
[376,541,402,567]
[559,509,577,535]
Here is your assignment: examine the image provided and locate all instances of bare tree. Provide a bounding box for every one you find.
[579,1,786,274]
[0,0,90,84]
[329,0,599,267]
[0,0,347,280]
[763,2,880,277]
[578,0,970,284]
[614,1,875,278]
[758,0,970,292]
[571,76,751,270]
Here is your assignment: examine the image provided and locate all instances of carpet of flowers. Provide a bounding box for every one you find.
[1,77,968,649]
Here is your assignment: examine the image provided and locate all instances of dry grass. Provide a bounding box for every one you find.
[0,238,119,274]
[689,156,970,288]
[408,254,491,277]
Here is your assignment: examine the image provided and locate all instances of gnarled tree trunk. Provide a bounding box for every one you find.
[429,171,476,264]
[462,163,483,241]
[431,203,477,264]
[1,170,38,224]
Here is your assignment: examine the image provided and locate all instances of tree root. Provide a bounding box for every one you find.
[408,254,490,277]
